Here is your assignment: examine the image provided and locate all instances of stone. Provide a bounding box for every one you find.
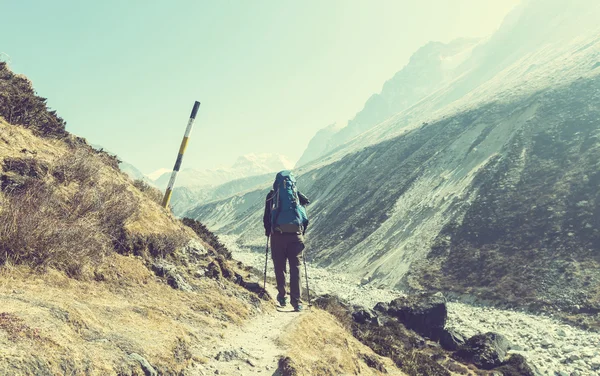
[278,356,299,376]
[439,328,466,351]
[152,260,193,292]
[494,354,536,376]
[352,308,378,325]
[184,239,207,260]
[453,332,510,370]
[129,353,158,376]
[387,292,447,339]
[373,302,389,313]
[215,349,241,362]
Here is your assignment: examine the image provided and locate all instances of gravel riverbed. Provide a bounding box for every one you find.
[222,236,600,376]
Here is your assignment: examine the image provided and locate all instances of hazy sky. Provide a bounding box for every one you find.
[1,0,519,174]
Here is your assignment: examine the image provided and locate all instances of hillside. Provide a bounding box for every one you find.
[186,0,600,322]
[0,62,408,375]
[171,172,275,217]
[298,0,600,171]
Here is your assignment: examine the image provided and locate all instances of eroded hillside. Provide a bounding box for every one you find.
[187,72,600,320]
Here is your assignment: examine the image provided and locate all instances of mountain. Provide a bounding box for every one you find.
[152,153,293,216]
[171,172,276,217]
[298,0,600,170]
[296,38,480,167]
[118,160,147,181]
[153,153,293,190]
[147,167,171,181]
[186,0,600,317]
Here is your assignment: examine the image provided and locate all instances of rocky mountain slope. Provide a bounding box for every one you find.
[296,38,480,167]
[299,0,600,170]
[170,172,275,216]
[186,0,600,318]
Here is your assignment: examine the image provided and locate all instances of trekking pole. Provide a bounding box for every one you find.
[263,236,270,293]
[162,101,201,208]
[303,250,312,308]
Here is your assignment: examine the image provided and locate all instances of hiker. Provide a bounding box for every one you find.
[263,170,310,312]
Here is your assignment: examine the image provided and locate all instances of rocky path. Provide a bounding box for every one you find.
[222,236,600,376]
[188,284,304,376]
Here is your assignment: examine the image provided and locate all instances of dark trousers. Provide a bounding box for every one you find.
[271,232,304,305]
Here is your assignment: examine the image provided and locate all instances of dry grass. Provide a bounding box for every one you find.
[133,178,163,205]
[0,118,271,374]
[280,309,406,376]
[0,259,258,375]
[0,120,196,276]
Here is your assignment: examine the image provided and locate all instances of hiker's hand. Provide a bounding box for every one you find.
[265,230,270,237]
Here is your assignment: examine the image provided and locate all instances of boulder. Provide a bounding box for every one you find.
[278,356,299,376]
[373,302,389,313]
[495,354,536,376]
[439,328,466,351]
[387,292,447,339]
[453,332,510,370]
[151,260,193,292]
[314,294,352,311]
[182,239,207,262]
[352,308,378,325]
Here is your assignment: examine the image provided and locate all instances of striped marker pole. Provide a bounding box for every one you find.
[162,101,201,208]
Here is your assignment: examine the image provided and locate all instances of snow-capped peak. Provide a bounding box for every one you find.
[232,153,294,172]
[147,168,172,181]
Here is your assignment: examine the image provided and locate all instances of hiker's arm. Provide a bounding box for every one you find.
[263,191,273,236]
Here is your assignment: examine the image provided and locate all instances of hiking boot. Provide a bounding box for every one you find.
[293,303,303,312]
[277,296,287,307]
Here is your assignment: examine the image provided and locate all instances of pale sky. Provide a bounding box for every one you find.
[0,0,520,174]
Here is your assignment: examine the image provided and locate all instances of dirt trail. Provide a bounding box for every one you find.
[189,285,305,376]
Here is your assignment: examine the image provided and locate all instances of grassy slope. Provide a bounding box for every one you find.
[0,72,408,374]
[281,309,406,376]
[0,120,260,374]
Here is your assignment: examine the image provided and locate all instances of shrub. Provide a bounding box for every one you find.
[181,217,231,259]
[0,62,66,137]
[52,148,101,185]
[133,179,163,205]
[0,152,138,276]
[0,180,111,276]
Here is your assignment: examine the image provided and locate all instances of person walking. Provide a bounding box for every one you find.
[263,170,310,312]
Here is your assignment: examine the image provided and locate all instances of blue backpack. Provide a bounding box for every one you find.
[270,170,309,234]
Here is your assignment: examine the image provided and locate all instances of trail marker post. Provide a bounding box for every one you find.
[162,101,201,208]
